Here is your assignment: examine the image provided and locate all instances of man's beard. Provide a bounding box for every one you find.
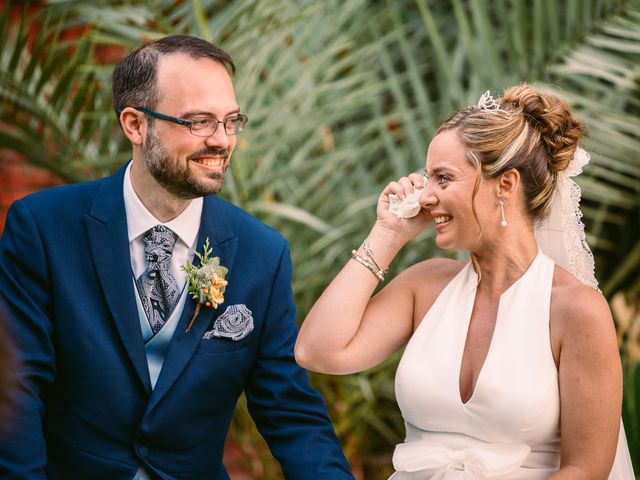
[142,124,229,200]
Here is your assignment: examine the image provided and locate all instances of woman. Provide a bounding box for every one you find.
[295,84,634,478]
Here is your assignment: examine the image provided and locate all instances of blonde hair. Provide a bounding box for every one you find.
[437,83,584,221]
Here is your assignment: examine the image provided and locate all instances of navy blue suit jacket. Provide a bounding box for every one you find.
[0,165,353,479]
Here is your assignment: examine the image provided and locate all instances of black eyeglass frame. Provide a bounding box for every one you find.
[116,107,248,136]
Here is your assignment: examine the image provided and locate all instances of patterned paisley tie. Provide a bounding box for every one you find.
[135,225,180,335]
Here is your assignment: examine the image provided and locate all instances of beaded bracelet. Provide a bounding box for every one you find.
[362,239,386,274]
[350,239,388,282]
[351,251,385,281]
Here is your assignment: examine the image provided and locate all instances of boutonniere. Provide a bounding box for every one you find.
[182,238,228,332]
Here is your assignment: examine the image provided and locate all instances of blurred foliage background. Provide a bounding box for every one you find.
[1,0,639,478]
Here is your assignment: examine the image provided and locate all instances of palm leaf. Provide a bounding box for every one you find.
[2,1,639,478]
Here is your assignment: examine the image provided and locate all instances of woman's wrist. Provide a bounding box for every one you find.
[355,223,408,272]
[369,222,412,250]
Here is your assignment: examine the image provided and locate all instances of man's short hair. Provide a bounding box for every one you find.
[112,35,236,117]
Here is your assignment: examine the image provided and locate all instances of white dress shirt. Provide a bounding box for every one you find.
[123,162,202,285]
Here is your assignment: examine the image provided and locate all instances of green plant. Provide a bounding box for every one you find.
[1,1,639,478]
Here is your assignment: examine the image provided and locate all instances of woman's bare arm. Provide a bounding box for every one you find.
[295,174,432,374]
[549,282,622,479]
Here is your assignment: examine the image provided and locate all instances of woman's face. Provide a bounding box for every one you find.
[420,130,499,251]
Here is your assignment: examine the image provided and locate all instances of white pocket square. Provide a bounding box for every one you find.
[203,304,254,341]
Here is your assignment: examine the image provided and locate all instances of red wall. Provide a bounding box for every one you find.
[0,150,64,232]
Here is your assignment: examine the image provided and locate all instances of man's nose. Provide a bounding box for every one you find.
[204,125,231,149]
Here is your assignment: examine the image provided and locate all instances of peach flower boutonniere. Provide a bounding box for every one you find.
[182,238,228,332]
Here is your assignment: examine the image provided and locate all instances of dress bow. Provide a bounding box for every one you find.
[393,441,531,479]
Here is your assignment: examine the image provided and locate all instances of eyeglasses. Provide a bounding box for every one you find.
[121,107,248,136]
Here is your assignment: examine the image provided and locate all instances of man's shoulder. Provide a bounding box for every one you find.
[2,175,116,244]
[18,176,108,212]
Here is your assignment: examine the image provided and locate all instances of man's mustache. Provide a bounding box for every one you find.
[187,147,229,161]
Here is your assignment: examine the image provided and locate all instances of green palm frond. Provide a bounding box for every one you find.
[0,3,129,181]
[2,1,639,478]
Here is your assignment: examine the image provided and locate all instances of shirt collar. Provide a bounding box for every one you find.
[123,162,202,248]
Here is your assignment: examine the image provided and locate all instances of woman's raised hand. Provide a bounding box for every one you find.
[296,172,432,374]
[375,172,433,244]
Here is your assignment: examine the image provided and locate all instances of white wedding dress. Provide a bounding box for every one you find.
[391,250,635,479]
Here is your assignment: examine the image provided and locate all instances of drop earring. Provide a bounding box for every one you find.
[498,199,507,227]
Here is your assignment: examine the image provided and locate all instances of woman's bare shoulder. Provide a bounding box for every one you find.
[399,257,466,287]
[551,266,613,338]
[394,257,467,325]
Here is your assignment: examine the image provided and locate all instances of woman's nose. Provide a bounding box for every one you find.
[419,177,436,207]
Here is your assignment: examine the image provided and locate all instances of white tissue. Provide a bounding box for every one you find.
[389,189,422,218]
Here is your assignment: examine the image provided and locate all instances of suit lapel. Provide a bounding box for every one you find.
[146,196,238,414]
[84,163,152,393]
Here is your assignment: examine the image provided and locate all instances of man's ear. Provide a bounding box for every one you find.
[497,168,520,199]
[119,107,146,146]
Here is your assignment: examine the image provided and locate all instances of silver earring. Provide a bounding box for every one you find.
[498,199,507,227]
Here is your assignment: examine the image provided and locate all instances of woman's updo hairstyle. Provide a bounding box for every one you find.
[437,83,584,220]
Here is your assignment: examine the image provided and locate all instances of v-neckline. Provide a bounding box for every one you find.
[457,250,542,406]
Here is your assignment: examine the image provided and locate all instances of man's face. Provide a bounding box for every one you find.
[140,53,240,199]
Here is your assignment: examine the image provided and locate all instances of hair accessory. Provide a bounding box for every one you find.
[476,90,504,112]
[498,199,507,227]
[534,147,598,289]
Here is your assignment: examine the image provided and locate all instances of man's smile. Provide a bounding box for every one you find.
[191,156,227,168]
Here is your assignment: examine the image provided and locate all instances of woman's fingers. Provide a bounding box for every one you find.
[382,181,402,197]
[408,172,426,189]
[382,173,426,200]
[374,173,432,242]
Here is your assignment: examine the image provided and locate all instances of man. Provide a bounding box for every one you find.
[0,35,353,479]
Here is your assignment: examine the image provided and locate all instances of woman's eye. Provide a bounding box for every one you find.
[437,175,451,185]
